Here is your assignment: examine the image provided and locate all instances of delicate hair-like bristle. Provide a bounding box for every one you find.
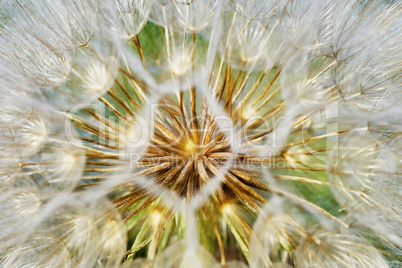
[0,0,400,267]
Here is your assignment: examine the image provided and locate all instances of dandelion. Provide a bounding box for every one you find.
[0,0,401,267]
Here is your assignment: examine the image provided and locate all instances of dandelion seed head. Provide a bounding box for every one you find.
[230,0,276,20]
[0,33,73,87]
[84,60,115,94]
[0,179,41,248]
[0,0,401,267]
[3,0,98,50]
[151,0,218,32]
[0,181,41,231]
[169,46,194,76]
[1,234,73,268]
[294,231,389,268]
[18,115,49,156]
[106,0,150,39]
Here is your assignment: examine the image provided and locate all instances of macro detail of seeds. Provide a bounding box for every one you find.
[0,0,401,267]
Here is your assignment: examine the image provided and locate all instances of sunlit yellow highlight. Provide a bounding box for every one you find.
[185,140,197,154]
[222,204,233,215]
[241,106,257,121]
[151,211,162,227]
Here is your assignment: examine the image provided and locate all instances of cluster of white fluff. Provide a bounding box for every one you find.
[0,0,401,267]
